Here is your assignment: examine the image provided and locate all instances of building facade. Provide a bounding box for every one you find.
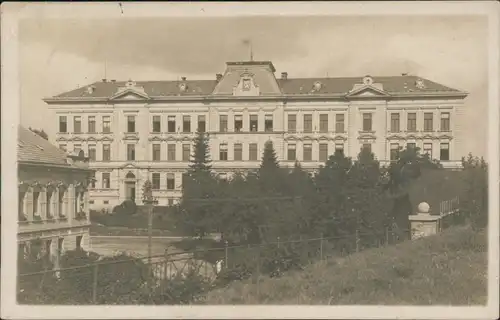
[18,126,94,269]
[44,61,468,208]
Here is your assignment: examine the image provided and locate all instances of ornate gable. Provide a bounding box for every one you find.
[233,71,260,96]
[110,80,150,101]
[346,76,390,99]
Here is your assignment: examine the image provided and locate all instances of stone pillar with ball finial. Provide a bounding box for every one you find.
[408,202,442,240]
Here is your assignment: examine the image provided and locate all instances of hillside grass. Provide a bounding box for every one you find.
[203,226,487,305]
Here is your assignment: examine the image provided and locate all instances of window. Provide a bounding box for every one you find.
[168,199,174,206]
[74,144,82,154]
[102,116,111,133]
[59,116,67,133]
[335,143,344,155]
[423,143,433,159]
[33,191,40,216]
[249,143,258,161]
[90,172,96,188]
[152,144,161,161]
[167,144,176,161]
[102,144,111,162]
[102,173,110,189]
[89,200,95,205]
[219,143,228,161]
[88,116,96,133]
[152,116,161,133]
[166,173,175,190]
[424,113,433,132]
[76,236,82,249]
[234,115,243,132]
[182,144,190,162]
[58,190,65,216]
[250,115,258,132]
[265,114,273,132]
[303,114,312,133]
[88,145,96,161]
[73,116,82,133]
[303,143,312,161]
[127,116,136,133]
[362,113,372,132]
[390,143,399,161]
[234,143,243,161]
[440,112,450,131]
[319,143,328,162]
[168,116,176,133]
[336,114,345,133]
[288,114,297,133]
[407,142,416,150]
[407,113,417,132]
[183,115,191,133]
[220,115,228,132]
[287,144,296,161]
[127,144,135,161]
[362,143,371,153]
[103,200,109,205]
[46,191,52,218]
[440,143,450,161]
[197,115,206,133]
[319,114,328,133]
[152,173,161,190]
[59,144,67,151]
[390,113,400,132]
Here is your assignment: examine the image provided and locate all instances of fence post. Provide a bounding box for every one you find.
[385,226,389,246]
[355,229,360,253]
[92,263,99,304]
[320,233,324,260]
[224,240,229,269]
[277,237,280,249]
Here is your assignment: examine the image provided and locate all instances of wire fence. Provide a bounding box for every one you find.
[17,225,409,305]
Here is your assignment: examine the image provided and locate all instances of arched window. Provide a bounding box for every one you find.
[78,150,85,158]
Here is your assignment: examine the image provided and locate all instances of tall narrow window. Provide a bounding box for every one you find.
[127,144,135,161]
[319,114,328,133]
[407,142,416,150]
[182,144,190,162]
[74,116,82,133]
[288,114,297,133]
[167,144,176,161]
[127,116,136,133]
[335,143,344,155]
[197,115,206,133]
[219,143,228,161]
[102,144,111,162]
[250,115,258,132]
[423,143,433,159]
[265,114,273,132]
[89,171,96,189]
[102,116,111,133]
[152,173,161,190]
[407,113,417,132]
[74,144,82,155]
[33,192,40,217]
[234,143,243,161]
[390,113,400,132]
[152,144,161,161]
[303,143,312,161]
[440,112,450,131]
[287,144,296,161]
[440,143,450,161]
[88,116,96,133]
[303,114,313,133]
[152,116,161,133]
[46,191,52,218]
[362,113,372,132]
[183,115,191,133]
[59,116,67,133]
[168,116,176,133]
[102,173,110,189]
[424,113,433,132]
[166,173,175,190]
[362,143,372,153]
[220,115,228,132]
[234,115,243,132]
[88,145,96,161]
[319,143,328,162]
[390,143,399,161]
[249,143,258,161]
[336,114,345,133]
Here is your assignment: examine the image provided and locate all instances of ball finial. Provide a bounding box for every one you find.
[418,202,430,214]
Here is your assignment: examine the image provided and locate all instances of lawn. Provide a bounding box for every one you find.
[89,224,182,237]
[202,225,487,305]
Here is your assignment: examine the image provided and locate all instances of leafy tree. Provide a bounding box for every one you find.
[460,153,488,229]
[29,127,49,140]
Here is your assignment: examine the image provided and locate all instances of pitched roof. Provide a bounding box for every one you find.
[18,126,70,166]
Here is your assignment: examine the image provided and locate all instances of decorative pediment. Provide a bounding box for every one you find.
[233,71,260,96]
[358,134,377,140]
[101,136,113,142]
[346,85,390,98]
[318,135,330,141]
[387,134,406,141]
[166,136,177,142]
[406,134,418,140]
[422,134,436,140]
[302,136,314,141]
[56,136,68,142]
[333,135,348,141]
[72,136,83,142]
[437,134,453,140]
[121,163,139,169]
[181,136,192,142]
[87,136,97,142]
[284,135,299,141]
[149,136,163,142]
[111,80,150,101]
[123,134,140,141]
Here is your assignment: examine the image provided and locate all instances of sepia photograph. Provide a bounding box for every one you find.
[1,1,499,319]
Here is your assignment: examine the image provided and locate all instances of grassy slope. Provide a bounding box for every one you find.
[203,226,487,305]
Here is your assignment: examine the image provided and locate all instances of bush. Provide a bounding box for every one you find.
[112,200,137,215]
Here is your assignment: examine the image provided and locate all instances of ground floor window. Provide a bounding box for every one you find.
[76,236,83,249]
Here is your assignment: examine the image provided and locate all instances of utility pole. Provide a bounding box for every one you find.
[141,180,158,290]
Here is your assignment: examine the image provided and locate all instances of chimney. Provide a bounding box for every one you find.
[216,73,223,82]
[111,79,116,83]
[181,77,187,81]
[402,73,408,76]
[102,79,107,82]
[281,72,288,80]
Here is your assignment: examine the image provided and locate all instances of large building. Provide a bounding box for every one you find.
[44,60,468,208]
[18,126,93,269]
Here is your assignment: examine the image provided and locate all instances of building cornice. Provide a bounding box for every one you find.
[19,161,94,173]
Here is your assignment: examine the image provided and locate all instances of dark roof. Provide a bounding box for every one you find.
[18,126,70,166]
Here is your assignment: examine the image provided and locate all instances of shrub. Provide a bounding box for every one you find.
[112,200,137,215]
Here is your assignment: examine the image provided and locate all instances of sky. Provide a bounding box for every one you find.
[19,15,488,157]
